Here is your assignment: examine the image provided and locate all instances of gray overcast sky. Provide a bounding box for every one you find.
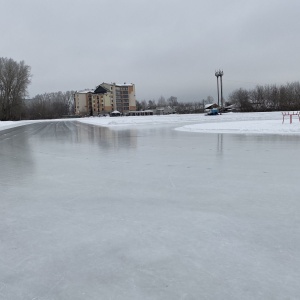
[1,0,300,102]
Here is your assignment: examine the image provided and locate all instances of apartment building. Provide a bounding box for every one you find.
[74,89,93,116]
[100,82,136,114]
[74,86,114,116]
[74,82,136,116]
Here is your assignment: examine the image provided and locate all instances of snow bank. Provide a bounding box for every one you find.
[78,112,278,127]
[0,118,79,131]
[176,119,300,135]
[79,111,300,135]
[0,120,36,131]
[78,114,202,127]
[1,112,299,135]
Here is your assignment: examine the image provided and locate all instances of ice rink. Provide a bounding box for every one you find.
[1,117,300,299]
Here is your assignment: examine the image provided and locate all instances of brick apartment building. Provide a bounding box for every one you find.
[74,82,136,116]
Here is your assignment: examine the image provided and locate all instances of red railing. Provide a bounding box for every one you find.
[282,111,300,124]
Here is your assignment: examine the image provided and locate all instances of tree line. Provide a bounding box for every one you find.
[0,57,31,121]
[3,56,300,121]
[0,57,74,121]
[136,96,213,114]
[228,82,300,112]
[26,91,74,119]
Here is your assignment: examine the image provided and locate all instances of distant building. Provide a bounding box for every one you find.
[110,110,121,117]
[74,87,113,116]
[204,103,219,113]
[224,104,237,112]
[127,110,153,116]
[74,89,94,116]
[74,82,136,116]
[100,82,136,114]
[153,106,176,115]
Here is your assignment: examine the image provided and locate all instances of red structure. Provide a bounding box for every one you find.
[282,111,300,124]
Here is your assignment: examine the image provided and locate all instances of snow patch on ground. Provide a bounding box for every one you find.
[0,120,37,131]
[0,119,78,131]
[1,112,299,135]
[176,119,300,135]
[78,111,300,135]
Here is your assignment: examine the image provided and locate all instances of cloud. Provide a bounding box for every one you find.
[2,0,300,101]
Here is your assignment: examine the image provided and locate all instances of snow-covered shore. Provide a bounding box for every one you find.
[78,111,300,135]
[0,120,38,131]
[176,118,300,135]
[1,112,300,135]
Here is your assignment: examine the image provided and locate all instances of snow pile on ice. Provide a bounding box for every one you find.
[0,119,78,131]
[79,111,300,135]
[0,120,36,131]
[78,114,202,127]
[176,119,300,135]
[1,112,300,135]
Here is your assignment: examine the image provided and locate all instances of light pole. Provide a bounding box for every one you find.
[215,71,220,107]
[219,70,224,110]
[215,70,224,110]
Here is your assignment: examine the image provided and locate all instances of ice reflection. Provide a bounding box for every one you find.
[217,134,223,155]
[232,132,300,143]
[0,126,35,186]
[22,121,139,151]
[73,122,138,150]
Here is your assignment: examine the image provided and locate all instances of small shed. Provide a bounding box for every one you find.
[127,110,153,116]
[224,104,236,112]
[111,110,121,117]
[205,103,219,112]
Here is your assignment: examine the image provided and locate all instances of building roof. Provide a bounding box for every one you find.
[115,83,134,87]
[76,89,94,94]
[102,82,134,87]
[94,85,110,94]
[205,103,218,109]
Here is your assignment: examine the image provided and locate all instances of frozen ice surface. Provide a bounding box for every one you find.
[0,116,300,299]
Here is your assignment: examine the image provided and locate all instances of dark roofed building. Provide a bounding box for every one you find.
[94,85,109,94]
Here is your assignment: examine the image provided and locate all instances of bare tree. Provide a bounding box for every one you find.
[205,96,214,104]
[26,91,75,119]
[136,100,142,111]
[157,96,166,107]
[0,57,31,120]
[229,81,300,112]
[140,100,147,110]
[167,96,178,108]
[229,88,252,112]
[136,100,148,111]
[147,99,156,109]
